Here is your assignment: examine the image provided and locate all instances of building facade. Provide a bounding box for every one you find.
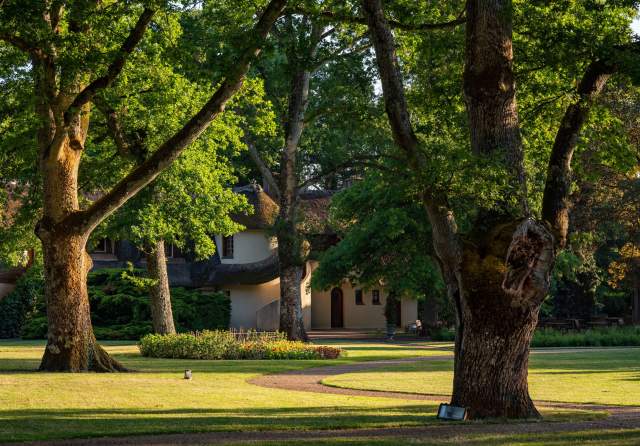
[2,184,418,330]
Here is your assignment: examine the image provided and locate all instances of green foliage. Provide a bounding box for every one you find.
[138,330,343,360]
[18,268,230,340]
[0,266,43,338]
[312,173,445,309]
[532,326,640,347]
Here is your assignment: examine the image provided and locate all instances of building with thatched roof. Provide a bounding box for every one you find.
[89,183,417,330]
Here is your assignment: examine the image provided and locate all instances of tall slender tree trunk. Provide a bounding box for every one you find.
[276,24,322,341]
[145,240,176,335]
[633,273,639,325]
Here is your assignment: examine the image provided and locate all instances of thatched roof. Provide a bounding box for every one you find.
[231,184,279,230]
[200,254,280,286]
[298,190,334,234]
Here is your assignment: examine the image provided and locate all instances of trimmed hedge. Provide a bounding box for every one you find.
[10,267,230,340]
[532,326,640,347]
[427,326,640,347]
[139,330,343,360]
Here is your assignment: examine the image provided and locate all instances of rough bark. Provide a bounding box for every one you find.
[38,230,126,372]
[452,219,554,418]
[464,0,528,213]
[145,240,176,335]
[23,0,287,372]
[541,60,616,247]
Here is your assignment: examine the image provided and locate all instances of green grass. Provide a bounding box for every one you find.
[225,429,640,446]
[323,348,640,406]
[0,340,612,443]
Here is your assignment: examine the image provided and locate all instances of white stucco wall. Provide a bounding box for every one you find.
[215,230,275,265]
[227,278,280,329]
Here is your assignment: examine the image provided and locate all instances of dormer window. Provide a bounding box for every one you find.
[164,242,183,259]
[222,235,234,258]
[92,238,113,254]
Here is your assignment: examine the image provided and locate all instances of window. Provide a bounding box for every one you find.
[355,289,364,305]
[224,290,231,298]
[92,238,113,254]
[164,242,183,259]
[372,290,381,305]
[222,235,234,258]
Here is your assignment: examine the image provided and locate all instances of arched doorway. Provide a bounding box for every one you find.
[330,288,344,328]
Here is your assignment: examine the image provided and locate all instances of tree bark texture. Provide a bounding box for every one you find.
[145,240,176,335]
[541,60,615,247]
[463,0,527,210]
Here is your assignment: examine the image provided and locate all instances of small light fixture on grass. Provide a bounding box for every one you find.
[437,403,467,421]
[184,369,192,380]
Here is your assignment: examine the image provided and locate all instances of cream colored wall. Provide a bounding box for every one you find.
[215,230,275,265]
[226,278,280,329]
[308,258,418,329]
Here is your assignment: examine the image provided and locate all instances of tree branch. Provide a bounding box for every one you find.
[66,0,288,234]
[541,58,617,247]
[93,96,148,164]
[63,8,156,125]
[288,6,466,31]
[0,32,45,59]
[247,142,281,200]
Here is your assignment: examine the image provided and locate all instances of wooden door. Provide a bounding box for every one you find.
[331,288,344,328]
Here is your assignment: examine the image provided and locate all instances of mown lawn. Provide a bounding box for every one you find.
[0,340,612,443]
[323,348,640,406]
[226,429,640,446]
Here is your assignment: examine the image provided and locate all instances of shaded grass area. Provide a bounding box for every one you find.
[225,428,640,446]
[323,348,640,406]
[0,341,604,442]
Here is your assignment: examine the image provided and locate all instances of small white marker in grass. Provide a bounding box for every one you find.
[184,369,192,380]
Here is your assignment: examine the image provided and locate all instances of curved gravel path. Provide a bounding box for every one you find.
[249,353,640,421]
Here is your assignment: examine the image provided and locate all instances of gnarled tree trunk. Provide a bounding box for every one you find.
[145,240,176,335]
[451,220,554,418]
[363,0,614,418]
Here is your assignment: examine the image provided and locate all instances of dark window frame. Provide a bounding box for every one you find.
[372,289,381,305]
[222,235,234,258]
[355,289,364,305]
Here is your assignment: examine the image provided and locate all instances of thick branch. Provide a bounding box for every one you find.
[67,0,288,234]
[288,6,465,31]
[63,8,156,125]
[247,142,281,200]
[541,59,617,247]
[0,32,45,59]
[94,96,147,163]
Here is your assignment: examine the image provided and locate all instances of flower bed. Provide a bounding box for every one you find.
[138,330,342,360]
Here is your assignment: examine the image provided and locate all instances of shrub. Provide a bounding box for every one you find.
[0,266,44,338]
[532,326,640,347]
[17,267,230,340]
[139,330,343,360]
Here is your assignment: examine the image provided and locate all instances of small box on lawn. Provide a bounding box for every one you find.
[437,403,467,421]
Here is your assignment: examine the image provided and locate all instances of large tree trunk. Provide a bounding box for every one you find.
[145,240,176,335]
[38,231,126,372]
[450,220,554,418]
